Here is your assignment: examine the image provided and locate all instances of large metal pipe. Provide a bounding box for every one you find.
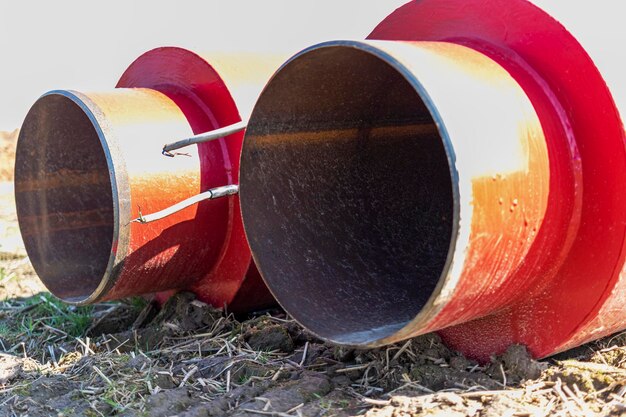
[240,0,626,360]
[15,47,281,310]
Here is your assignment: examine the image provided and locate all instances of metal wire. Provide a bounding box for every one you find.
[131,184,239,224]
[162,121,247,156]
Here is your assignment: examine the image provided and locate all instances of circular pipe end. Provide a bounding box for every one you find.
[15,91,122,304]
[241,42,456,346]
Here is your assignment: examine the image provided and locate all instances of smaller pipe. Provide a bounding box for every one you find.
[132,184,239,224]
[162,121,247,156]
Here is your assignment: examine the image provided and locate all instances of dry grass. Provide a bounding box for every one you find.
[2,263,626,417]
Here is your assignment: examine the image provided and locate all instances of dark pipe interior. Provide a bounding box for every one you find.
[241,46,454,344]
[15,94,114,302]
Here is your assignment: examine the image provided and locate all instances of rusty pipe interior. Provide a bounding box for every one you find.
[15,93,117,302]
[241,43,457,344]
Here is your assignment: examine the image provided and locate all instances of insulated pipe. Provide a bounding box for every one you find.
[369,0,626,360]
[15,48,281,310]
[240,0,626,360]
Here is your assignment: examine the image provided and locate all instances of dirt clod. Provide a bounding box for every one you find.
[143,387,194,416]
[490,344,547,384]
[546,359,622,391]
[153,292,223,333]
[30,375,76,402]
[245,322,294,353]
[449,355,471,371]
[0,353,23,384]
[411,363,503,391]
[125,354,151,371]
[233,372,331,416]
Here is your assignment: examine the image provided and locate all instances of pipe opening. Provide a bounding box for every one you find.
[241,45,454,345]
[15,93,115,303]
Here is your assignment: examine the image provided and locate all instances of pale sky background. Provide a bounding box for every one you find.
[1,1,624,132]
[0,1,408,132]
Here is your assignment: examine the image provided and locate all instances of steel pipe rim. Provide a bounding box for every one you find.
[50,90,132,305]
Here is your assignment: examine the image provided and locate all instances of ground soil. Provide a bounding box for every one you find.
[0,130,18,183]
[2,131,626,416]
